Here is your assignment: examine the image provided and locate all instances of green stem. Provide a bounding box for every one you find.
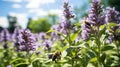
[115,41,120,56]
[26,51,31,64]
[71,58,74,67]
[96,26,102,67]
[67,29,72,46]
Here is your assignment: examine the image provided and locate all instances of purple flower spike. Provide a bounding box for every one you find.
[60,0,75,31]
[89,0,105,26]
[105,7,120,24]
[12,27,21,42]
[0,29,11,49]
[42,39,52,50]
[18,29,37,51]
[105,7,120,41]
[63,0,75,19]
[81,19,91,40]
[0,29,11,42]
[12,27,21,51]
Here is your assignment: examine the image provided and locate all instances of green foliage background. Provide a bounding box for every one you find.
[28,18,51,33]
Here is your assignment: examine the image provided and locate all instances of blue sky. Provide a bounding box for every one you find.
[0,0,89,28]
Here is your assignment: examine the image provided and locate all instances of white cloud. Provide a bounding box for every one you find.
[12,4,21,8]
[0,17,8,28]
[28,8,62,17]
[28,9,47,16]
[26,0,55,8]
[3,0,23,2]
[32,16,39,20]
[48,9,62,16]
[9,12,28,28]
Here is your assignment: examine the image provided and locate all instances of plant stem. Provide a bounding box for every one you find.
[115,41,120,56]
[96,26,102,67]
[71,58,74,67]
[26,51,31,64]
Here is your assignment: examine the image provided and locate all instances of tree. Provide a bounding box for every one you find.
[0,26,3,32]
[28,18,51,33]
[27,18,32,29]
[47,14,59,25]
[107,0,120,12]
[7,15,17,33]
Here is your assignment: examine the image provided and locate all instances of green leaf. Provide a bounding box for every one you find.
[47,29,55,33]
[70,33,78,42]
[61,50,67,58]
[99,25,106,35]
[66,47,73,56]
[70,29,80,42]
[10,58,26,64]
[90,57,97,62]
[101,45,114,51]
[74,22,81,26]
[101,53,106,63]
[15,63,29,67]
[31,58,41,63]
[108,22,118,27]
[87,50,96,58]
[61,45,69,52]
[32,60,41,67]
[44,59,52,64]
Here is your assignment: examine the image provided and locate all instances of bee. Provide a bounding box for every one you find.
[48,51,61,62]
[84,19,91,28]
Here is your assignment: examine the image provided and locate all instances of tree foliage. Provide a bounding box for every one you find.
[28,18,51,33]
[108,0,120,12]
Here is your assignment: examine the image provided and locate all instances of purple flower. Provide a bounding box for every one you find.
[105,35,114,44]
[39,32,46,40]
[51,25,59,31]
[105,7,120,41]
[105,7,120,24]
[42,39,52,50]
[18,29,37,51]
[63,0,75,19]
[60,0,75,33]
[88,0,105,26]
[0,29,11,42]
[50,0,75,39]
[81,19,91,40]
[51,24,67,40]
[12,27,20,41]
[51,25,61,40]
[51,32,59,41]
[12,27,21,51]
[0,29,11,49]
